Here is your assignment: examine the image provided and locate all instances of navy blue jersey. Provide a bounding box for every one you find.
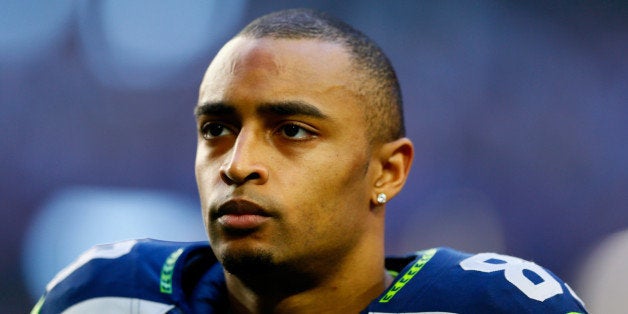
[33,239,587,313]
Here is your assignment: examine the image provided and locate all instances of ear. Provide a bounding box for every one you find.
[371,137,414,205]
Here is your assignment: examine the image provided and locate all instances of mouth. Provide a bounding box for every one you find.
[212,199,273,231]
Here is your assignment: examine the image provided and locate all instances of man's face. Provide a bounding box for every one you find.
[195,37,379,275]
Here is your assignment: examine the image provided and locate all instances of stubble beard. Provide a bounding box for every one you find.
[220,247,318,296]
[221,247,275,279]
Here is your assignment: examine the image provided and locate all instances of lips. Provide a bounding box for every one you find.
[213,199,272,230]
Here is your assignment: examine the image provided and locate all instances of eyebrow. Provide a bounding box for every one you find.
[194,102,236,118]
[257,101,328,119]
[194,100,329,120]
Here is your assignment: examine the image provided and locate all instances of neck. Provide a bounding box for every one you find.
[224,229,389,313]
[225,268,390,314]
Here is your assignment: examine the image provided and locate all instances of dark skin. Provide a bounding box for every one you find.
[195,36,414,313]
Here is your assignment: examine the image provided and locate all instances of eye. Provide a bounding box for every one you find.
[278,123,315,140]
[200,122,233,140]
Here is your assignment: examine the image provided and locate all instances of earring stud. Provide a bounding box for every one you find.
[376,193,387,204]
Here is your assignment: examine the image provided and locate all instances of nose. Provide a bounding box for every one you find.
[220,130,269,185]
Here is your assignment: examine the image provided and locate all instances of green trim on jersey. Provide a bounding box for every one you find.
[386,269,399,278]
[379,248,437,303]
[31,296,45,314]
[160,248,184,294]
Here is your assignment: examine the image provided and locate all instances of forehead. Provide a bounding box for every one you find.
[198,37,363,114]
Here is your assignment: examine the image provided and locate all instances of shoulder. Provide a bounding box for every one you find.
[371,247,588,313]
[33,239,216,314]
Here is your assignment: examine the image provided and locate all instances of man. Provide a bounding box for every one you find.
[33,9,587,313]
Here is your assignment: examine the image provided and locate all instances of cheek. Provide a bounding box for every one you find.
[194,163,210,225]
[325,150,369,196]
[195,158,225,238]
[289,148,371,219]
[195,148,223,206]
[194,151,207,197]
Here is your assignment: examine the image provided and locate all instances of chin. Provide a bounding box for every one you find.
[220,246,276,279]
[220,246,318,295]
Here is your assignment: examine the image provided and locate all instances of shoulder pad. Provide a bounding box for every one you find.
[34,239,213,314]
[370,248,588,313]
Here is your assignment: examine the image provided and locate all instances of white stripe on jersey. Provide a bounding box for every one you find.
[62,297,174,314]
[46,239,138,292]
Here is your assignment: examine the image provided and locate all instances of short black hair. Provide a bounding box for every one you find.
[237,8,405,143]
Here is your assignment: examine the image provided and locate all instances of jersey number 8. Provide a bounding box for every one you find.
[460,253,563,302]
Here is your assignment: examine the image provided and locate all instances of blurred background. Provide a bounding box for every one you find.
[2,0,627,311]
